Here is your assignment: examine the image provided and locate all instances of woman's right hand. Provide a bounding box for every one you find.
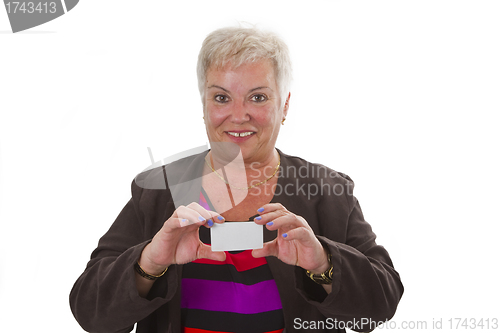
[138,202,225,276]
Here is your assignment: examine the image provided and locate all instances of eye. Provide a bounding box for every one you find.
[214,94,230,103]
[250,94,268,103]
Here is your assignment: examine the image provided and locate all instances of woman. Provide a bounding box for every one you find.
[70,26,403,333]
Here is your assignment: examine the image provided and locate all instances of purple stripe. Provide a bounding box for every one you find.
[199,196,210,211]
[181,278,282,314]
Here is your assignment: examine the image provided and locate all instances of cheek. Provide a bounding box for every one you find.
[206,106,227,128]
[253,106,280,125]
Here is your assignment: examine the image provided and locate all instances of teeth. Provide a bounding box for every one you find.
[228,131,254,137]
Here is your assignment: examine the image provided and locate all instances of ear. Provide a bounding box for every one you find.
[283,92,291,117]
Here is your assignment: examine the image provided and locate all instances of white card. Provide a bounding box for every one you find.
[210,222,263,251]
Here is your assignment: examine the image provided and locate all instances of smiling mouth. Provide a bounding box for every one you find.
[226,131,255,137]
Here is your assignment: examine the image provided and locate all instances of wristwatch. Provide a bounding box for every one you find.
[305,253,333,285]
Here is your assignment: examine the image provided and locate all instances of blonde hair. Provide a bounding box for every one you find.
[197,26,292,108]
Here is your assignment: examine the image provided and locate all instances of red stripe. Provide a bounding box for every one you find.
[199,192,210,211]
[193,250,267,272]
[183,328,283,333]
[183,328,231,333]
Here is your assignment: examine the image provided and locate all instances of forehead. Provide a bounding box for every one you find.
[206,59,277,87]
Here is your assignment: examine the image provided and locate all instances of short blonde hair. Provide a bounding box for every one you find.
[197,26,292,108]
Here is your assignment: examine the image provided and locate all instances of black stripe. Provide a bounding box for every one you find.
[199,224,211,244]
[182,262,274,285]
[182,308,284,333]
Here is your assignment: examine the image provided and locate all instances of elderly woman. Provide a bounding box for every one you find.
[70,27,403,333]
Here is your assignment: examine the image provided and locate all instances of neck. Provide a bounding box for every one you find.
[210,148,278,169]
[244,149,280,177]
[207,149,280,188]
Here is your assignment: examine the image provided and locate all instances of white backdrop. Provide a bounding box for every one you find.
[1,1,499,332]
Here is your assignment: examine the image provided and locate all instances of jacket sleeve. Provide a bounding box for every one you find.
[294,176,404,332]
[69,181,179,333]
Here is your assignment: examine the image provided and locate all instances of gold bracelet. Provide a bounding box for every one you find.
[305,253,333,285]
[134,261,168,281]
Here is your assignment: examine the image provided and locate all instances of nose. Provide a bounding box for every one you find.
[230,99,250,124]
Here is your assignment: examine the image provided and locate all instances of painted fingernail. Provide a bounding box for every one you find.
[257,207,264,213]
[282,233,288,238]
[198,216,205,222]
[181,219,188,223]
[207,219,214,227]
[255,216,262,221]
[266,221,273,226]
[218,216,224,221]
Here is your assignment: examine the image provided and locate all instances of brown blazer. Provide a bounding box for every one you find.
[70,149,403,332]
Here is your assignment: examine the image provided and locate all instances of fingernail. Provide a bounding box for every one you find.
[257,207,264,213]
[255,216,262,221]
[207,219,214,227]
[282,233,288,238]
[266,221,273,226]
[198,216,205,222]
[181,219,188,223]
[218,216,224,221]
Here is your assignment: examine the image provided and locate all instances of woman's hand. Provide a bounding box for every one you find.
[138,202,226,276]
[252,203,330,275]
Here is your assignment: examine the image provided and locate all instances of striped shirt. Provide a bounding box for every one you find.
[180,190,284,333]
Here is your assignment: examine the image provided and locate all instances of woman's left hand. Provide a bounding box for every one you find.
[252,203,330,274]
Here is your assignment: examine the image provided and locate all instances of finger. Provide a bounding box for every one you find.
[281,226,317,246]
[254,203,296,226]
[172,204,222,228]
[252,240,278,258]
[172,205,210,227]
[264,214,307,232]
[197,243,226,261]
[213,214,225,224]
[186,202,224,226]
[253,209,287,225]
[167,217,197,229]
[256,203,286,215]
[201,213,225,228]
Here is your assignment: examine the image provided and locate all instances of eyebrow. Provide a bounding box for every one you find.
[207,85,229,93]
[207,85,273,93]
[250,86,273,93]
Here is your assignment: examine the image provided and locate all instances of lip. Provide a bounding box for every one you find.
[225,130,256,143]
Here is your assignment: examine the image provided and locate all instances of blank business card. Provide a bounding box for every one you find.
[210,222,263,251]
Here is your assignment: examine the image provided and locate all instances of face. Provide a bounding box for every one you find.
[203,59,289,165]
